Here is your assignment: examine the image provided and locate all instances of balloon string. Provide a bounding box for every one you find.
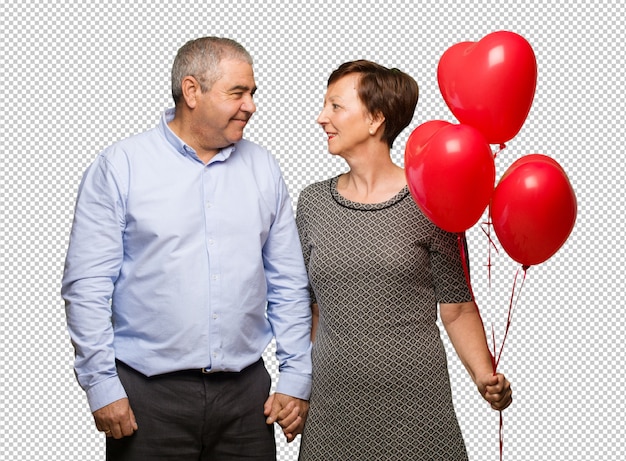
[493,143,506,159]
[492,265,528,461]
[456,232,497,368]
[458,234,529,461]
[494,265,527,369]
[499,411,504,460]
[489,325,502,461]
[457,234,500,458]
[457,233,482,319]
[480,219,499,289]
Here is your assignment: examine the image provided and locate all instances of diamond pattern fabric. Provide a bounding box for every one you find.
[296,177,472,460]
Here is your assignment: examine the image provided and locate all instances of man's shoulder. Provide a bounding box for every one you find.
[109,126,161,148]
[96,127,161,162]
[231,138,279,172]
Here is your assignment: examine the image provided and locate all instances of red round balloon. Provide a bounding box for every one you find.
[499,153,567,182]
[490,160,577,266]
[405,123,495,232]
[437,31,537,145]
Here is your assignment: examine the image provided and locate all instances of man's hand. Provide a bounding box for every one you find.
[93,398,138,439]
[264,393,309,443]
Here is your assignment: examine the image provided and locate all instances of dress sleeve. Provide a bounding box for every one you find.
[429,228,473,304]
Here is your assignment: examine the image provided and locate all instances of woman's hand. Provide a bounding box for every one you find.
[476,373,512,411]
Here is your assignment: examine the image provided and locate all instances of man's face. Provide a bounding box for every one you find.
[193,58,257,152]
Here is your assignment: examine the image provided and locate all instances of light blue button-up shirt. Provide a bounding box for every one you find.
[62,109,312,412]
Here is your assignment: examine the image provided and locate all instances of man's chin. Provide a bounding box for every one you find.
[228,129,245,143]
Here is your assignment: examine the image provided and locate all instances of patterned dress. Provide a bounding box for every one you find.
[296,177,471,461]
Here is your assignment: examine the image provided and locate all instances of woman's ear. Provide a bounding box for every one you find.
[369,111,386,135]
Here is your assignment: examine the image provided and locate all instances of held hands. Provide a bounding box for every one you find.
[95,394,307,441]
[264,393,309,443]
[476,373,513,411]
[93,398,138,439]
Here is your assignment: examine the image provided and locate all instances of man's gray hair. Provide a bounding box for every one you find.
[171,37,253,105]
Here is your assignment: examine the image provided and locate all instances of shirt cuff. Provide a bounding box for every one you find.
[85,375,128,412]
[275,371,312,400]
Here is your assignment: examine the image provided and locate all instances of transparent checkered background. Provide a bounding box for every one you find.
[1,0,624,459]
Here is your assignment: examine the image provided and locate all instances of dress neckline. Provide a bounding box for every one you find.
[329,175,410,211]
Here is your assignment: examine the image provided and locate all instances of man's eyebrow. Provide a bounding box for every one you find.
[228,85,257,93]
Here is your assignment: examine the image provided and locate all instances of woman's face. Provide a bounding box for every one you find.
[317,74,374,157]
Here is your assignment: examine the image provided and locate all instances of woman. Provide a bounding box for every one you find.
[296,60,512,460]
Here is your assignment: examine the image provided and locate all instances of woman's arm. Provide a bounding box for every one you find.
[440,301,513,410]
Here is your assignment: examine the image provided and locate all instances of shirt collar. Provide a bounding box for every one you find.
[159,108,236,163]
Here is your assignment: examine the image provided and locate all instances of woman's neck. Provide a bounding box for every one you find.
[337,155,406,204]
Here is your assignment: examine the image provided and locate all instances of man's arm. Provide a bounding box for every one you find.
[261,163,313,440]
[61,154,136,436]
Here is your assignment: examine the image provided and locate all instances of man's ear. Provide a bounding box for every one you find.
[180,76,201,109]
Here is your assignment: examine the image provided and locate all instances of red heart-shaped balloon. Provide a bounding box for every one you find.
[405,123,495,233]
[404,120,451,158]
[437,31,537,145]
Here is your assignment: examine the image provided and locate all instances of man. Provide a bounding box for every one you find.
[62,37,311,460]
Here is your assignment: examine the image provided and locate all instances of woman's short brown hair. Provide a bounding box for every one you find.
[327,60,419,148]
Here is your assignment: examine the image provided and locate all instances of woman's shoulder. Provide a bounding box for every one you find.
[296,177,337,215]
[299,177,335,199]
